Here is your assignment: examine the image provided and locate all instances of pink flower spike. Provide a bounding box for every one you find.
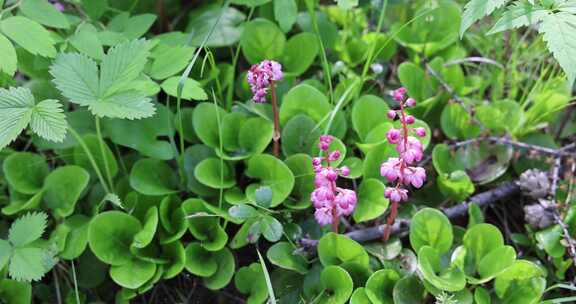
[247,60,283,103]
[415,127,426,137]
[386,128,402,144]
[387,110,397,120]
[405,98,416,107]
[328,150,341,162]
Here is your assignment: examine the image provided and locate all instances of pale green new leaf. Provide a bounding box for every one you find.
[20,0,70,29]
[487,1,548,35]
[50,53,99,105]
[99,39,151,96]
[9,247,51,282]
[8,212,48,247]
[0,16,56,57]
[460,0,510,37]
[0,87,34,150]
[0,239,12,270]
[88,90,155,120]
[539,12,576,84]
[0,33,17,76]
[30,99,67,142]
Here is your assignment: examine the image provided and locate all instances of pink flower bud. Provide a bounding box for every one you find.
[328,150,341,161]
[386,128,402,144]
[315,207,333,225]
[393,88,407,102]
[403,167,427,188]
[335,188,357,216]
[380,157,402,182]
[415,127,426,137]
[384,187,408,203]
[387,110,397,120]
[404,115,415,125]
[319,142,330,151]
[320,135,333,144]
[339,166,350,177]
[405,98,416,107]
[312,157,323,167]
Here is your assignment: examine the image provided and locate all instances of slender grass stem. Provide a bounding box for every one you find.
[69,127,110,194]
[95,117,115,193]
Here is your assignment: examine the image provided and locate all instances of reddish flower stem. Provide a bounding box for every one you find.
[326,157,339,233]
[383,102,408,242]
[270,80,281,157]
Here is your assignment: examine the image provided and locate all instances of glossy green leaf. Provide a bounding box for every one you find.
[194,158,236,189]
[235,263,268,304]
[353,179,389,223]
[129,159,178,196]
[203,247,235,290]
[184,242,218,277]
[282,32,318,75]
[88,211,142,265]
[279,84,331,126]
[351,95,390,141]
[365,269,400,304]
[3,152,48,195]
[317,266,353,304]
[43,166,89,218]
[73,134,118,179]
[318,233,369,268]
[132,207,159,249]
[181,199,228,251]
[410,208,453,254]
[110,258,156,289]
[161,77,208,101]
[240,18,286,64]
[245,154,295,207]
[392,275,427,304]
[418,246,466,292]
[267,242,308,274]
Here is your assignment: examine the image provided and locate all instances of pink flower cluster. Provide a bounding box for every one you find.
[380,88,427,203]
[311,135,357,226]
[246,60,283,103]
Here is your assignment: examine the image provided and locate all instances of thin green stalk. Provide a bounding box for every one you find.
[360,0,388,84]
[226,7,256,110]
[165,95,186,187]
[69,127,110,194]
[256,249,277,304]
[70,261,81,304]
[305,0,334,103]
[95,117,115,193]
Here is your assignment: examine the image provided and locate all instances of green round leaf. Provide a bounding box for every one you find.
[317,265,353,304]
[161,241,185,279]
[477,245,516,282]
[3,152,48,195]
[194,158,236,189]
[43,166,89,218]
[181,199,228,251]
[441,103,481,140]
[240,18,286,64]
[203,247,235,290]
[60,215,90,260]
[184,242,218,277]
[463,223,504,269]
[267,242,308,274]
[409,208,453,254]
[284,153,314,209]
[279,84,331,126]
[353,179,389,223]
[245,154,295,207]
[392,275,427,304]
[88,211,142,266]
[129,159,179,196]
[365,269,400,304]
[350,288,371,304]
[418,246,466,292]
[351,95,390,141]
[110,258,156,289]
[281,114,321,157]
[282,32,318,75]
[192,103,227,148]
[73,134,118,179]
[235,263,268,304]
[494,260,545,301]
[132,207,159,249]
[318,233,369,268]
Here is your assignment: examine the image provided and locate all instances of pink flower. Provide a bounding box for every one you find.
[405,98,416,107]
[335,188,357,216]
[339,166,350,177]
[403,167,426,188]
[393,88,407,102]
[247,60,283,103]
[315,207,333,225]
[397,137,423,164]
[311,187,334,207]
[328,150,340,161]
[385,187,408,203]
[380,157,402,182]
[386,128,402,144]
[403,115,415,125]
[387,110,397,120]
[414,127,426,137]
